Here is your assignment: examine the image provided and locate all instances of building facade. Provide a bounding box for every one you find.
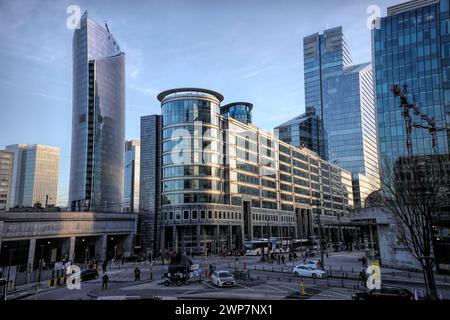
[0,150,14,211]
[275,106,322,153]
[5,144,60,208]
[124,140,140,213]
[139,115,162,251]
[140,88,355,254]
[220,102,253,125]
[68,11,125,212]
[374,0,450,274]
[277,26,380,208]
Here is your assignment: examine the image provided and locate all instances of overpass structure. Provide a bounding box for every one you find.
[0,211,137,269]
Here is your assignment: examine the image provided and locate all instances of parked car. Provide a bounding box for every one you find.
[211,271,236,287]
[292,264,326,278]
[352,287,415,301]
[80,269,99,281]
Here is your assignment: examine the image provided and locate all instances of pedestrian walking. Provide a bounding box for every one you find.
[209,264,214,277]
[102,260,108,273]
[281,255,285,265]
[361,256,367,268]
[293,252,297,261]
[102,273,109,290]
[134,267,141,281]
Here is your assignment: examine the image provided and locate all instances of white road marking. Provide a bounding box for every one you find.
[200,281,219,290]
[236,283,256,291]
[263,284,288,293]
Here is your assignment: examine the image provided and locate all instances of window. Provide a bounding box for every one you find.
[183,210,189,220]
[169,212,173,220]
[201,210,206,219]
[175,211,181,220]
[192,210,198,220]
[208,210,213,219]
[215,211,218,219]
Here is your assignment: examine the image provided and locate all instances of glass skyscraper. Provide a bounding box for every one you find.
[124,140,140,213]
[374,0,450,274]
[277,27,380,208]
[69,11,125,212]
[5,144,60,208]
[374,0,449,161]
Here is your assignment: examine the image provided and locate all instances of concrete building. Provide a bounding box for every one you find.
[0,151,14,211]
[0,211,136,269]
[139,88,355,254]
[5,144,60,208]
[124,140,140,213]
[276,26,380,208]
[68,11,125,212]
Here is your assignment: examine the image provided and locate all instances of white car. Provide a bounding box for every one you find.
[211,271,236,287]
[293,265,326,278]
[304,260,321,268]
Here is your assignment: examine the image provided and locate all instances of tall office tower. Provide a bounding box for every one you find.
[147,88,354,254]
[5,144,60,208]
[124,140,140,213]
[374,0,450,274]
[68,11,125,212]
[0,150,14,211]
[275,106,322,153]
[279,27,380,208]
[139,115,162,251]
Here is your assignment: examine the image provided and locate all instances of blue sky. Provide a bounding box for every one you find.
[0,0,400,205]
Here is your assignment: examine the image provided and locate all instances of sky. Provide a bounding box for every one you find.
[0,0,402,205]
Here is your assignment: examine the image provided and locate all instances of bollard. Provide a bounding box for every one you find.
[352,267,354,273]
[346,272,348,279]
[278,277,280,281]
[281,267,283,273]
[313,277,316,284]
[272,266,274,272]
[408,273,411,279]
[341,277,344,287]
[150,272,153,280]
[300,279,305,296]
[340,266,342,272]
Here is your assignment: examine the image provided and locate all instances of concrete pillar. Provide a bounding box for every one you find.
[240,225,245,246]
[28,238,36,270]
[121,234,134,257]
[228,224,232,250]
[95,235,107,262]
[196,225,201,250]
[214,225,219,254]
[61,237,76,262]
[172,225,177,252]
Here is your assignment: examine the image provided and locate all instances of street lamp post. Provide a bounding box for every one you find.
[316,211,326,270]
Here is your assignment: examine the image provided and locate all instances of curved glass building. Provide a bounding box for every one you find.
[69,11,125,212]
[149,88,354,254]
[220,102,253,124]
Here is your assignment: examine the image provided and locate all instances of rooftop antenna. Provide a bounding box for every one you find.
[105,21,110,33]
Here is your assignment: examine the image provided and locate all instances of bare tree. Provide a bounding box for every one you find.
[378,154,450,300]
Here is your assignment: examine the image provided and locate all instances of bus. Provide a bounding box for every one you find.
[243,240,272,256]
